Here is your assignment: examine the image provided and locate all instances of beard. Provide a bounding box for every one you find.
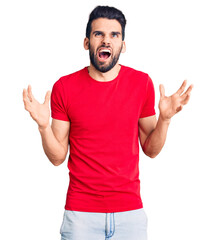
[89,42,123,73]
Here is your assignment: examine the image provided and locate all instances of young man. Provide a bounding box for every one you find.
[23,5,193,240]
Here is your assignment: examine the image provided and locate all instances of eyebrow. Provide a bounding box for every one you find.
[111,31,121,36]
[92,31,103,35]
[92,31,121,35]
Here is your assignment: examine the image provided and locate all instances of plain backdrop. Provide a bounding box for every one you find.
[1,0,216,239]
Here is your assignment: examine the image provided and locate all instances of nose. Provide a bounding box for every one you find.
[102,34,111,45]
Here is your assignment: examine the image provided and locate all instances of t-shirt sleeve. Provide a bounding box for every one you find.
[139,75,156,118]
[51,79,70,121]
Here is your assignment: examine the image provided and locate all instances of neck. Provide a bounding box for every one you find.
[88,63,121,82]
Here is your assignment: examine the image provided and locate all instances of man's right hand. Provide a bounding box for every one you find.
[23,85,51,130]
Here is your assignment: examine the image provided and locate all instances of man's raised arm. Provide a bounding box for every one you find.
[139,80,193,158]
[23,85,70,166]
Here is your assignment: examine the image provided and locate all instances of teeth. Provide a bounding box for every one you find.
[99,49,111,53]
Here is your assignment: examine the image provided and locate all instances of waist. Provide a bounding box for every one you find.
[65,189,143,213]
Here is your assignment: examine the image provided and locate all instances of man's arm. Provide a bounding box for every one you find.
[23,85,70,166]
[39,119,70,166]
[139,80,193,158]
[138,115,170,158]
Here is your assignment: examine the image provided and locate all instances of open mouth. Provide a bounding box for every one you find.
[98,48,111,60]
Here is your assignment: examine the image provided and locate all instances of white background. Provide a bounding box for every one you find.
[1,0,216,239]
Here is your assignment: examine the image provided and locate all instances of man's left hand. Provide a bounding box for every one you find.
[159,80,193,122]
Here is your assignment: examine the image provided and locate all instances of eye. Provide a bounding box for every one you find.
[95,32,102,37]
[112,33,119,38]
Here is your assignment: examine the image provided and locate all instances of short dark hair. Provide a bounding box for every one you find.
[86,6,127,40]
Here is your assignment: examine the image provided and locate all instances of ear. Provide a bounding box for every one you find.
[84,37,89,50]
[121,41,126,53]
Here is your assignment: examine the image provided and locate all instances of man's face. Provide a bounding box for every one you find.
[84,18,126,73]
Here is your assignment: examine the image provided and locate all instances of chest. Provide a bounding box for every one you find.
[67,81,143,137]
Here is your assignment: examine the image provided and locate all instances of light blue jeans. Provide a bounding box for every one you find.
[60,208,148,240]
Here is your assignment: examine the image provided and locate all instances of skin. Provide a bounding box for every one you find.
[23,17,193,165]
[84,18,126,82]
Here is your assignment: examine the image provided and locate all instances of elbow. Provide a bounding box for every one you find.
[144,151,158,159]
[52,161,63,166]
[143,143,160,159]
[47,151,67,166]
[143,147,158,159]
[49,156,65,166]
[147,153,158,159]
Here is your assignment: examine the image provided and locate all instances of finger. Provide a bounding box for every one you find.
[23,88,28,101]
[27,85,34,102]
[181,93,191,105]
[44,91,51,105]
[176,80,187,95]
[180,84,193,105]
[159,84,165,98]
[23,88,31,105]
[23,88,31,111]
[181,84,193,98]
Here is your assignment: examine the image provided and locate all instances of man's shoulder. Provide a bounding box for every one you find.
[52,67,87,93]
[121,65,150,80]
[58,67,87,84]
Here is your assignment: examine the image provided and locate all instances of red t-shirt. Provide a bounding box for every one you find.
[51,65,155,213]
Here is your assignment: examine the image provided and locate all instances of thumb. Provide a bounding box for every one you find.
[44,91,51,105]
[159,84,165,98]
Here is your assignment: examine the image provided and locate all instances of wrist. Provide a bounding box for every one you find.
[158,114,171,125]
[38,124,50,133]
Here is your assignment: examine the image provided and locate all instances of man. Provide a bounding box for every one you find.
[23,5,193,240]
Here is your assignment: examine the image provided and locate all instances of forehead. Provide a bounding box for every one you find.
[91,18,122,33]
